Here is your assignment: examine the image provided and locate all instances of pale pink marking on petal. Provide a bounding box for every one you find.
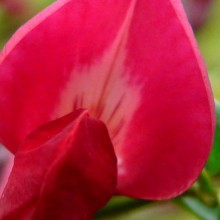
[53,0,142,150]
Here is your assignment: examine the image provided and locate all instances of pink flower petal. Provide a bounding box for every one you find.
[0,0,215,200]
[0,109,117,219]
[116,0,215,199]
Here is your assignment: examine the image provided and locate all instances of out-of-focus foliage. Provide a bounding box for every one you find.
[206,100,220,175]
[181,0,212,30]
[177,196,218,220]
[196,0,220,99]
[95,197,199,220]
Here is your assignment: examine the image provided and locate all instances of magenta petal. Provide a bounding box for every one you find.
[0,0,215,200]
[0,110,117,219]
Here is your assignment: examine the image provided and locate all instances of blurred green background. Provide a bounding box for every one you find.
[196,1,220,100]
[0,0,220,219]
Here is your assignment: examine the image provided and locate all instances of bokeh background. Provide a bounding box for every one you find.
[0,0,220,219]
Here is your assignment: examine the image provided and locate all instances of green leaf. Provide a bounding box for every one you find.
[97,200,199,220]
[196,1,220,73]
[206,100,220,175]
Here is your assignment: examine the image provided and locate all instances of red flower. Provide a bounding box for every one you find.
[0,0,215,219]
[0,0,25,14]
[181,0,213,30]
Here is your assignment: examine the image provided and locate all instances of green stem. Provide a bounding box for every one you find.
[198,170,220,210]
[175,169,220,219]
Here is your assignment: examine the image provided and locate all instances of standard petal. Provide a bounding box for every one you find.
[0,0,215,200]
[0,110,117,220]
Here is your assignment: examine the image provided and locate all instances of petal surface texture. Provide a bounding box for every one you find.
[0,0,215,199]
[0,110,117,220]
